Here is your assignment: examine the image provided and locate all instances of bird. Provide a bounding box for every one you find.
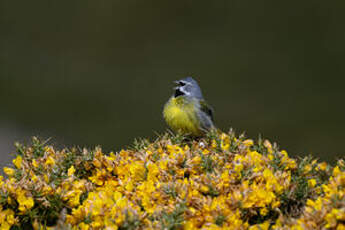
[163,77,214,136]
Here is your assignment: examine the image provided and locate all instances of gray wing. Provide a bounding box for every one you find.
[200,100,214,122]
[198,100,215,131]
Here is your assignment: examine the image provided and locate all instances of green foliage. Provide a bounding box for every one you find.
[0,132,344,229]
[163,183,178,199]
[119,212,141,230]
[160,203,186,230]
[200,153,214,173]
[131,138,150,151]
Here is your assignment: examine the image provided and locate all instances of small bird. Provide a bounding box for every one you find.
[163,77,214,136]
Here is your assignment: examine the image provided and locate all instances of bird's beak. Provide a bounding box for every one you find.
[173,80,180,89]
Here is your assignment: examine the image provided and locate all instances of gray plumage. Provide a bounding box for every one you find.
[175,77,204,100]
[174,77,215,132]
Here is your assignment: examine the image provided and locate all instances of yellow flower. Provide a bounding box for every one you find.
[5,131,345,229]
[0,209,15,230]
[32,159,39,168]
[281,150,288,157]
[308,179,317,188]
[45,156,55,167]
[325,208,340,228]
[17,192,34,212]
[191,156,202,165]
[249,221,270,230]
[202,149,210,155]
[243,139,254,147]
[184,221,198,230]
[5,212,15,225]
[234,162,243,174]
[129,161,146,181]
[3,167,15,176]
[91,219,102,229]
[44,174,49,183]
[271,200,280,208]
[317,162,327,171]
[303,164,312,174]
[242,183,275,209]
[200,185,209,193]
[260,207,269,216]
[147,162,159,181]
[1,222,11,230]
[211,139,217,149]
[125,180,134,192]
[42,186,53,196]
[306,198,322,211]
[263,140,272,151]
[220,133,230,151]
[68,192,81,207]
[12,155,22,169]
[79,222,90,230]
[93,158,102,168]
[337,224,345,230]
[68,166,76,176]
[333,166,341,177]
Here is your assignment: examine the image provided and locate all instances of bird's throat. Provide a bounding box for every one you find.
[174,88,185,97]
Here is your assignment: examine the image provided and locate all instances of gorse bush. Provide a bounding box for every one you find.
[0,130,345,230]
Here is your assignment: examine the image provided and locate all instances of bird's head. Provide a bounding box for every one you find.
[173,77,203,99]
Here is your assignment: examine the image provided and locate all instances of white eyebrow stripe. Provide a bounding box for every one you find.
[182,81,192,85]
[180,87,191,95]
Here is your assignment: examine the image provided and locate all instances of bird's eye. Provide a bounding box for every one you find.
[178,81,186,86]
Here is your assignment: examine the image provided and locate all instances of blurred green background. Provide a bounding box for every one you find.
[1,0,345,166]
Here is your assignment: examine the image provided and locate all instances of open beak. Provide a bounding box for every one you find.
[173,80,180,89]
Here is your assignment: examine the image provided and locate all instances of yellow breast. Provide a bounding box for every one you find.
[163,97,202,136]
